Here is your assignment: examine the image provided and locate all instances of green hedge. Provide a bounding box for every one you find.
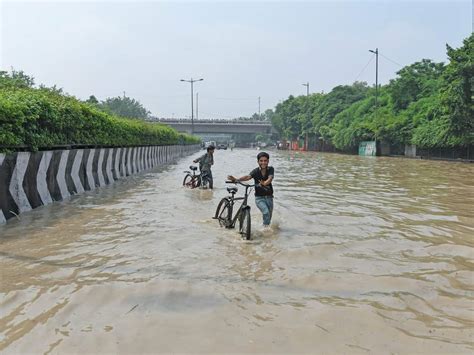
[0,87,200,152]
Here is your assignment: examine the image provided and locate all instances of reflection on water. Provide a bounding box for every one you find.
[1,149,473,353]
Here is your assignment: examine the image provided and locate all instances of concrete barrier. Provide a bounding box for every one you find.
[0,144,200,224]
[405,144,417,158]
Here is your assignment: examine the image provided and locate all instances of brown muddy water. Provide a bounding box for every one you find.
[0,149,473,354]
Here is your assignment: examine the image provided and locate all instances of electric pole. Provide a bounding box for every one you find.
[369,48,379,147]
[180,78,204,134]
[302,82,309,96]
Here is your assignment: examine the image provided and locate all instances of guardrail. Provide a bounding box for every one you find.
[149,118,272,125]
[0,142,197,153]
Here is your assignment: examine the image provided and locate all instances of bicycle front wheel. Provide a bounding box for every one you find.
[239,208,251,240]
[195,175,202,188]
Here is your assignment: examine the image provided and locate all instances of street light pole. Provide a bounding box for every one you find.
[369,48,379,147]
[302,82,310,150]
[369,48,379,113]
[180,78,204,134]
[302,82,309,96]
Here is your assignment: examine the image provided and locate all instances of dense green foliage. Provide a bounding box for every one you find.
[0,70,35,89]
[270,34,473,150]
[96,95,151,120]
[0,74,199,152]
[85,92,150,120]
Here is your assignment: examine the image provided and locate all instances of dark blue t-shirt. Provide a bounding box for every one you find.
[249,166,274,197]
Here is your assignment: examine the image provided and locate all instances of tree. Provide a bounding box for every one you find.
[440,34,473,144]
[262,109,274,122]
[271,95,305,139]
[99,95,151,120]
[255,133,270,143]
[86,95,99,104]
[312,82,369,135]
[0,70,35,89]
[251,112,262,120]
[388,59,445,112]
[410,34,473,147]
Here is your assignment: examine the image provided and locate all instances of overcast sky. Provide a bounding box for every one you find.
[1,0,472,118]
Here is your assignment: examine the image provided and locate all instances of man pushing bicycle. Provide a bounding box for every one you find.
[194,145,215,189]
[227,152,274,228]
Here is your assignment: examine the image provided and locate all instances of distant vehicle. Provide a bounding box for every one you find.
[217,143,228,150]
[204,141,216,149]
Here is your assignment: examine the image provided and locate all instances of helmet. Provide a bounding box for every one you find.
[207,145,215,151]
[257,152,269,160]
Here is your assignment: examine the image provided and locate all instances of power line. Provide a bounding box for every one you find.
[354,54,375,82]
[379,53,403,67]
[212,97,258,101]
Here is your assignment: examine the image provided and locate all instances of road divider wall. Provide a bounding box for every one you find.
[0,144,200,224]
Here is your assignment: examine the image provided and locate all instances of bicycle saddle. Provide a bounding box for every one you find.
[227,187,238,194]
[189,166,198,171]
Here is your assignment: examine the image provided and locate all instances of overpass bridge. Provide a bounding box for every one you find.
[147,118,274,144]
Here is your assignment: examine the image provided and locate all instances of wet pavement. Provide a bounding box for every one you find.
[1,149,473,353]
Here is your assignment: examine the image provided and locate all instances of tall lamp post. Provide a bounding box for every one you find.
[302,82,309,96]
[369,48,378,149]
[302,82,310,150]
[180,78,204,134]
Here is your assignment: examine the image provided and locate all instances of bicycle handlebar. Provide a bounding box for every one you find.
[225,180,269,190]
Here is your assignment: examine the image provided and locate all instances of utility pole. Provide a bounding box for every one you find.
[196,92,199,120]
[302,82,310,150]
[369,48,379,117]
[180,78,204,134]
[369,48,379,149]
[258,96,261,116]
[302,82,309,96]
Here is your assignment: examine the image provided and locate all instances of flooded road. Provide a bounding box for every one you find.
[1,149,473,354]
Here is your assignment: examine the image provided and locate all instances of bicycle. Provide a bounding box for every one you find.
[182,165,211,189]
[214,180,261,240]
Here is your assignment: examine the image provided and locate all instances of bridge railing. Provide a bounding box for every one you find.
[148,118,271,125]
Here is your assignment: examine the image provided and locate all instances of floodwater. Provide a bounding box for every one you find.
[1,149,473,354]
